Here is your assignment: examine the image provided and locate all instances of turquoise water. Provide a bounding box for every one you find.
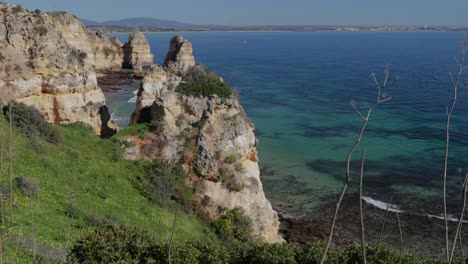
[108,32,468,222]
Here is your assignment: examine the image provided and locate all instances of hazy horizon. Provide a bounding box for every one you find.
[6,0,468,28]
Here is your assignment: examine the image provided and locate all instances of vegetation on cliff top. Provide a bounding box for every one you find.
[176,65,233,98]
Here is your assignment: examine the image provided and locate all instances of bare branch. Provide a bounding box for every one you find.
[396,212,403,263]
[359,146,367,264]
[377,195,395,248]
[449,174,468,264]
[168,205,178,264]
[350,100,366,120]
[443,40,467,262]
[8,103,13,226]
[320,67,394,264]
[382,65,390,88]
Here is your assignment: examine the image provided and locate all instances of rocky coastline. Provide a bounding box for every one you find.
[0,3,284,243]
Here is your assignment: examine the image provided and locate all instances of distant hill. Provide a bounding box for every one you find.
[81,17,206,30]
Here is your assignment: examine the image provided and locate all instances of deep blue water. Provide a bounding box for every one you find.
[109,31,468,220]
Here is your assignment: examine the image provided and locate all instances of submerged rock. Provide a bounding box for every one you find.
[122,32,154,70]
[126,37,283,243]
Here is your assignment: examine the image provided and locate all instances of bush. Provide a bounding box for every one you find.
[15,176,40,197]
[3,103,62,145]
[70,49,87,66]
[33,9,41,15]
[35,25,48,36]
[69,225,444,264]
[212,208,253,242]
[12,5,23,13]
[137,161,192,208]
[244,243,297,264]
[68,225,153,263]
[225,155,237,164]
[177,65,232,98]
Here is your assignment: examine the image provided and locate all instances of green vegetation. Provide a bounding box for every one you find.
[12,5,23,14]
[4,103,62,145]
[68,225,152,263]
[136,161,195,212]
[212,208,253,241]
[225,154,237,164]
[0,115,215,263]
[68,223,448,264]
[113,123,149,138]
[176,65,233,98]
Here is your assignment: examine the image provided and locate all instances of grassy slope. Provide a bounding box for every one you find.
[1,122,216,263]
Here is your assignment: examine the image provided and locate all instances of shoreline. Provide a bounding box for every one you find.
[103,29,463,34]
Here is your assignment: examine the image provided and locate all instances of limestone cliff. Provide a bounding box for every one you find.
[123,32,154,70]
[126,36,283,243]
[0,4,119,134]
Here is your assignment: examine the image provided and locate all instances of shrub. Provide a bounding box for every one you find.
[225,155,237,164]
[12,5,23,13]
[70,49,87,66]
[137,161,191,208]
[15,176,40,197]
[102,46,114,58]
[69,225,444,264]
[212,208,253,241]
[35,25,48,36]
[68,225,153,263]
[176,65,232,98]
[3,103,62,145]
[244,243,297,264]
[33,9,41,15]
[192,117,207,131]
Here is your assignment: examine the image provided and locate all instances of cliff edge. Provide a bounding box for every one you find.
[126,36,283,243]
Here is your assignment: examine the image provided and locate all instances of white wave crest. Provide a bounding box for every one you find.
[362,196,404,213]
[128,96,137,103]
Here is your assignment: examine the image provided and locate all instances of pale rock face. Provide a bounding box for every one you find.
[123,32,155,69]
[0,72,110,134]
[0,4,118,135]
[47,13,123,72]
[126,37,283,243]
[163,35,196,75]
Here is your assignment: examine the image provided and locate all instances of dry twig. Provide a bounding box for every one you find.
[320,65,394,264]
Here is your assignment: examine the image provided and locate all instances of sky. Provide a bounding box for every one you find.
[7,0,468,27]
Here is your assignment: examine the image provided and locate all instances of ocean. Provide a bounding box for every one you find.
[106,31,468,255]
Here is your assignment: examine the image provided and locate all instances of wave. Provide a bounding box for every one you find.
[362,196,468,223]
[426,214,468,224]
[128,96,137,103]
[362,196,404,213]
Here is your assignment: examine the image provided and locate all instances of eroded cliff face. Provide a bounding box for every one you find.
[0,4,119,135]
[126,36,283,243]
[123,32,154,70]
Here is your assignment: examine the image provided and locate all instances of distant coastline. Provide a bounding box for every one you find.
[87,25,468,34]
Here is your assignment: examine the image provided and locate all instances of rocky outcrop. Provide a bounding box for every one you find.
[0,4,118,134]
[163,35,196,75]
[123,32,154,70]
[126,36,283,243]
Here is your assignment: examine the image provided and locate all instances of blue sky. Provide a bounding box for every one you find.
[8,0,468,27]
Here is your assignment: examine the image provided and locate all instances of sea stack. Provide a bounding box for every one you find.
[122,32,155,70]
[126,36,284,243]
[163,35,196,75]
